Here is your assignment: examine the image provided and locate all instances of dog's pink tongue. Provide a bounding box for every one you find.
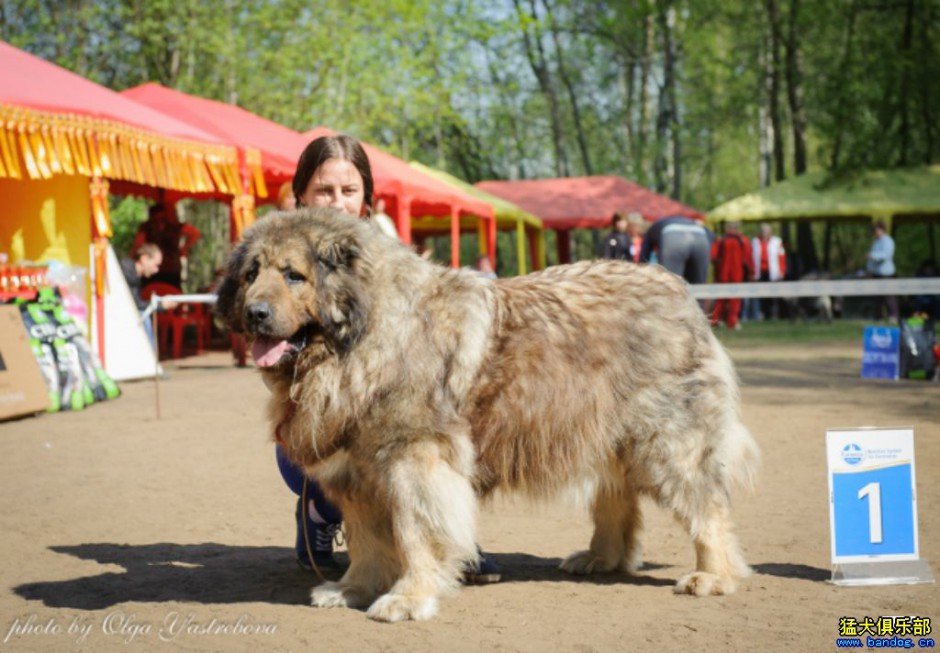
[251,338,290,367]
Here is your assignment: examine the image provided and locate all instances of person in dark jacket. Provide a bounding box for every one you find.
[119,243,175,346]
[601,212,632,261]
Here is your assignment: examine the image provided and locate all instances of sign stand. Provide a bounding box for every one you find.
[826,427,934,586]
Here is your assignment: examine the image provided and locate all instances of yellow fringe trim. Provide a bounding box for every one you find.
[232,194,256,240]
[89,176,112,239]
[244,147,268,199]
[0,104,241,195]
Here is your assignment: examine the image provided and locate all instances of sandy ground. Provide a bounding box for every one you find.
[0,339,938,653]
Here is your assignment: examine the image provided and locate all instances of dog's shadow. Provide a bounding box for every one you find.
[14,543,321,610]
[15,544,680,610]
[491,552,675,588]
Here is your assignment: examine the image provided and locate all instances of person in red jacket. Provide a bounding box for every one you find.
[711,221,753,329]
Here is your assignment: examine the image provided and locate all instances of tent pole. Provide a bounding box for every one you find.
[928,221,937,264]
[450,209,460,269]
[557,230,571,265]
[516,219,527,275]
[399,199,412,246]
[152,307,161,420]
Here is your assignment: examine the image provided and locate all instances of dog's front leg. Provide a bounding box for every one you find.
[310,507,400,610]
[365,441,478,623]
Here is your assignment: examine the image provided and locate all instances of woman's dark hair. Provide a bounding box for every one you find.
[292,135,374,214]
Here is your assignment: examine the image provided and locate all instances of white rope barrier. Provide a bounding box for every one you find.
[688,278,940,300]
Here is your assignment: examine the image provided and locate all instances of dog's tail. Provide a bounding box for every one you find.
[709,335,761,495]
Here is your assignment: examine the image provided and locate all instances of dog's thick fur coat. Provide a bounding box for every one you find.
[216,208,760,622]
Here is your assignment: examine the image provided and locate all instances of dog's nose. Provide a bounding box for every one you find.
[245,302,273,326]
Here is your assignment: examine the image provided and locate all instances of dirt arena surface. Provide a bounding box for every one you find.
[0,340,937,652]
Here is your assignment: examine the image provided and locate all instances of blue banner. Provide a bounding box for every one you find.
[861,326,900,380]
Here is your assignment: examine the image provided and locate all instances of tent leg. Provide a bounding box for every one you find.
[450,209,460,269]
[557,230,572,265]
[929,222,936,264]
[516,220,527,275]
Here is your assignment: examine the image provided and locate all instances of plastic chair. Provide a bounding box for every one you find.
[140,282,205,358]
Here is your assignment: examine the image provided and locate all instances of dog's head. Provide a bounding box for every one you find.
[215,208,371,369]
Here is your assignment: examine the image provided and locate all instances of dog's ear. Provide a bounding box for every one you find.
[309,233,370,354]
[317,274,370,355]
[312,232,361,271]
[214,239,249,333]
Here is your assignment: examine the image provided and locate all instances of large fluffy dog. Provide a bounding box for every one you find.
[216,208,759,622]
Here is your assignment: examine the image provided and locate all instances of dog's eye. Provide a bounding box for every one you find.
[245,266,258,283]
[285,269,306,285]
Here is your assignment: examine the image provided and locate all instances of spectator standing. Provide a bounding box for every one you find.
[639,215,713,284]
[132,203,201,289]
[751,223,786,319]
[866,220,898,321]
[601,212,632,261]
[711,221,753,329]
[626,212,645,262]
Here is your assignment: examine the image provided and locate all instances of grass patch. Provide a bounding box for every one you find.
[714,319,873,346]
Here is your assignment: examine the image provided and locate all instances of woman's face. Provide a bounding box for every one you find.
[299,158,366,217]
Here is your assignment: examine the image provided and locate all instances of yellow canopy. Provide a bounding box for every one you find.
[409,162,545,274]
[708,166,940,224]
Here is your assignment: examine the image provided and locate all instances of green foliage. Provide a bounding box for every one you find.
[108,196,149,260]
[175,200,231,293]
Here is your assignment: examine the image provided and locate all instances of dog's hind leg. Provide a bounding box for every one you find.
[655,428,753,596]
[365,440,478,623]
[671,497,750,597]
[561,476,642,575]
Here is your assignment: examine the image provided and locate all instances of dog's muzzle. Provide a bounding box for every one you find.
[245,301,274,332]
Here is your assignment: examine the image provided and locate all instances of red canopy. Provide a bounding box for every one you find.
[303,128,495,265]
[475,176,703,230]
[0,41,240,196]
[122,83,307,195]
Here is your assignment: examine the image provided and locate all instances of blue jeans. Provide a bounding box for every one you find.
[275,446,342,524]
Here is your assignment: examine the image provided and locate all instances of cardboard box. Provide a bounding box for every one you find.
[0,304,50,420]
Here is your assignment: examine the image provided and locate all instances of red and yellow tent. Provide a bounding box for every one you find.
[0,40,240,362]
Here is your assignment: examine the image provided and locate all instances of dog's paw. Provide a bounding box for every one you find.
[310,581,349,608]
[674,572,735,596]
[559,550,620,575]
[366,593,438,623]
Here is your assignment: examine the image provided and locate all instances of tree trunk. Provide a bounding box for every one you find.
[513,0,570,176]
[636,12,654,186]
[919,0,936,164]
[784,0,817,272]
[621,56,636,177]
[544,0,593,175]
[766,0,786,182]
[897,0,915,166]
[655,1,681,198]
[830,0,857,169]
[487,54,529,179]
[785,0,807,175]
